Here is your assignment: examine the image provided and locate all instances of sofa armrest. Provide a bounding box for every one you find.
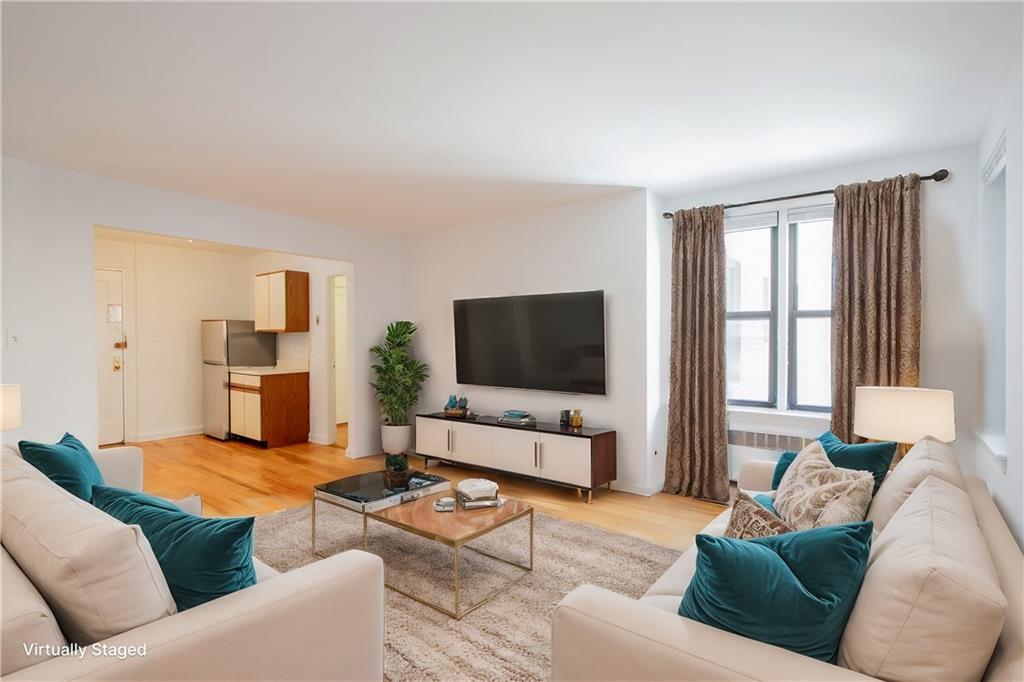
[737,458,776,492]
[552,585,874,682]
[8,550,384,681]
[92,446,144,491]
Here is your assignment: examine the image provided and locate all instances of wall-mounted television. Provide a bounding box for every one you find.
[453,290,606,395]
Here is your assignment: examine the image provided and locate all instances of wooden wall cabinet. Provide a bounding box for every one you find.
[415,413,616,502]
[254,270,309,332]
[229,371,309,448]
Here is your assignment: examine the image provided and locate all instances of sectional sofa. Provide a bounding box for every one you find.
[552,437,1022,682]
[1,444,384,681]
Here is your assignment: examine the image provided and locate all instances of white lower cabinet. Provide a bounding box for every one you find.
[230,373,262,441]
[415,416,599,489]
[416,417,451,458]
[244,392,261,441]
[491,428,540,477]
[451,423,492,468]
[538,434,592,487]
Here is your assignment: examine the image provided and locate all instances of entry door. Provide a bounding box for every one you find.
[95,269,126,445]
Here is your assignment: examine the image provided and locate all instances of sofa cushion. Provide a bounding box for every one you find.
[838,476,1006,682]
[18,433,105,501]
[1,546,68,675]
[775,441,873,530]
[643,507,729,600]
[680,521,873,662]
[92,486,257,611]
[0,452,176,644]
[865,436,965,535]
[724,491,794,539]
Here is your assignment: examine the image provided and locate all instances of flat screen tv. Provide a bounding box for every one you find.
[453,290,606,395]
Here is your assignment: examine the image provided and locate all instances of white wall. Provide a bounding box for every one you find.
[657,145,983,486]
[973,54,1023,546]
[405,190,660,494]
[334,277,349,425]
[1,157,406,458]
[247,252,355,446]
[94,237,253,440]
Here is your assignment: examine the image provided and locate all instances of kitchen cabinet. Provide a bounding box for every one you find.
[229,371,309,447]
[254,270,309,332]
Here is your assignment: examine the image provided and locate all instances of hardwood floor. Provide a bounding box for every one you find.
[141,434,726,550]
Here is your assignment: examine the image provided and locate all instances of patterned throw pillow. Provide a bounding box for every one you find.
[775,441,873,530]
[725,491,795,539]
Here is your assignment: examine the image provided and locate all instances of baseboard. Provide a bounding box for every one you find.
[609,480,662,497]
[307,433,334,446]
[345,449,382,460]
[135,427,204,442]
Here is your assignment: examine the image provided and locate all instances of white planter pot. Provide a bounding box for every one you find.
[381,424,412,455]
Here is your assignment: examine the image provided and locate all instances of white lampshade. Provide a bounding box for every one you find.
[1,384,22,431]
[853,386,955,444]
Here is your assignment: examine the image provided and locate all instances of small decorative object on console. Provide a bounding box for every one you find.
[560,409,571,427]
[569,409,584,428]
[443,394,470,418]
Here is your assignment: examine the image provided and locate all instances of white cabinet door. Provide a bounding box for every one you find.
[538,434,592,487]
[254,274,271,331]
[451,422,492,468]
[229,388,246,437]
[267,271,287,331]
[244,392,262,441]
[415,417,450,458]
[491,428,539,477]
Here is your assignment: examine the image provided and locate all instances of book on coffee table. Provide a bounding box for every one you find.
[314,471,450,513]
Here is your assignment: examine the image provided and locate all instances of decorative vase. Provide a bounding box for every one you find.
[381,424,412,455]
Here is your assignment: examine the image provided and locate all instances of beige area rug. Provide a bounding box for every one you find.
[254,503,680,681]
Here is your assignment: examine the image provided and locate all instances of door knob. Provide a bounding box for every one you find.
[112,356,122,371]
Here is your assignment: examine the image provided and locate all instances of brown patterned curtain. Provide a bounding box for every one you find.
[664,205,730,502]
[831,174,922,442]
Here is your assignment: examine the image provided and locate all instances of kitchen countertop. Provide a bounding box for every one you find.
[229,366,309,376]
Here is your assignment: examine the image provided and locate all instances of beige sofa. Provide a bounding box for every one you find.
[1,444,384,681]
[552,439,1022,682]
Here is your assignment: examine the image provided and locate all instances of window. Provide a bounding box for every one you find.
[725,213,777,407]
[724,203,833,412]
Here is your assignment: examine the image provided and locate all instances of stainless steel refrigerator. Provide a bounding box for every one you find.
[202,320,277,439]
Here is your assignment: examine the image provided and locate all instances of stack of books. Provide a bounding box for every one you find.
[497,409,537,426]
[455,478,504,509]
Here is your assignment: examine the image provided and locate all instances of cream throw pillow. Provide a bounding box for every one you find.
[775,441,873,530]
[1,451,176,644]
[838,476,1006,681]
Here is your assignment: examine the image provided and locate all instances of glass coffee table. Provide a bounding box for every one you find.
[364,492,534,620]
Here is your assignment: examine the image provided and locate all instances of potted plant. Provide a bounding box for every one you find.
[370,321,429,486]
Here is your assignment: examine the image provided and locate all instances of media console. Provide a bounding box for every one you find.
[414,413,616,503]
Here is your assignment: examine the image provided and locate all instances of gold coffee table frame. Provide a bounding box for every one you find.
[312,489,534,620]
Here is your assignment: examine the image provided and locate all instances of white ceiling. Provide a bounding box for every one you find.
[3,3,1020,234]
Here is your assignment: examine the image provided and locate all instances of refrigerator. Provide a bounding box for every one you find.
[202,320,277,439]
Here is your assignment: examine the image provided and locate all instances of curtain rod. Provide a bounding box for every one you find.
[660,168,950,219]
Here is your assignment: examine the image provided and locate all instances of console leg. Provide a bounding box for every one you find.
[587,490,592,504]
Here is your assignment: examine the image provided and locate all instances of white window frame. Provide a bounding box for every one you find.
[724,195,835,432]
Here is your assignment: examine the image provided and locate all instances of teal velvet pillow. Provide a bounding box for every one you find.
[771,432,896,493]
[752,493,779,517]
[91,486,257,611]
[679,521,872,662]
[18,433,105,501]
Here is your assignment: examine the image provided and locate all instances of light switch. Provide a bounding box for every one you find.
[5,330,24,348]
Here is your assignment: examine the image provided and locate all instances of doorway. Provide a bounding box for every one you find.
[95,267,127,445]
[331,275,350,449]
